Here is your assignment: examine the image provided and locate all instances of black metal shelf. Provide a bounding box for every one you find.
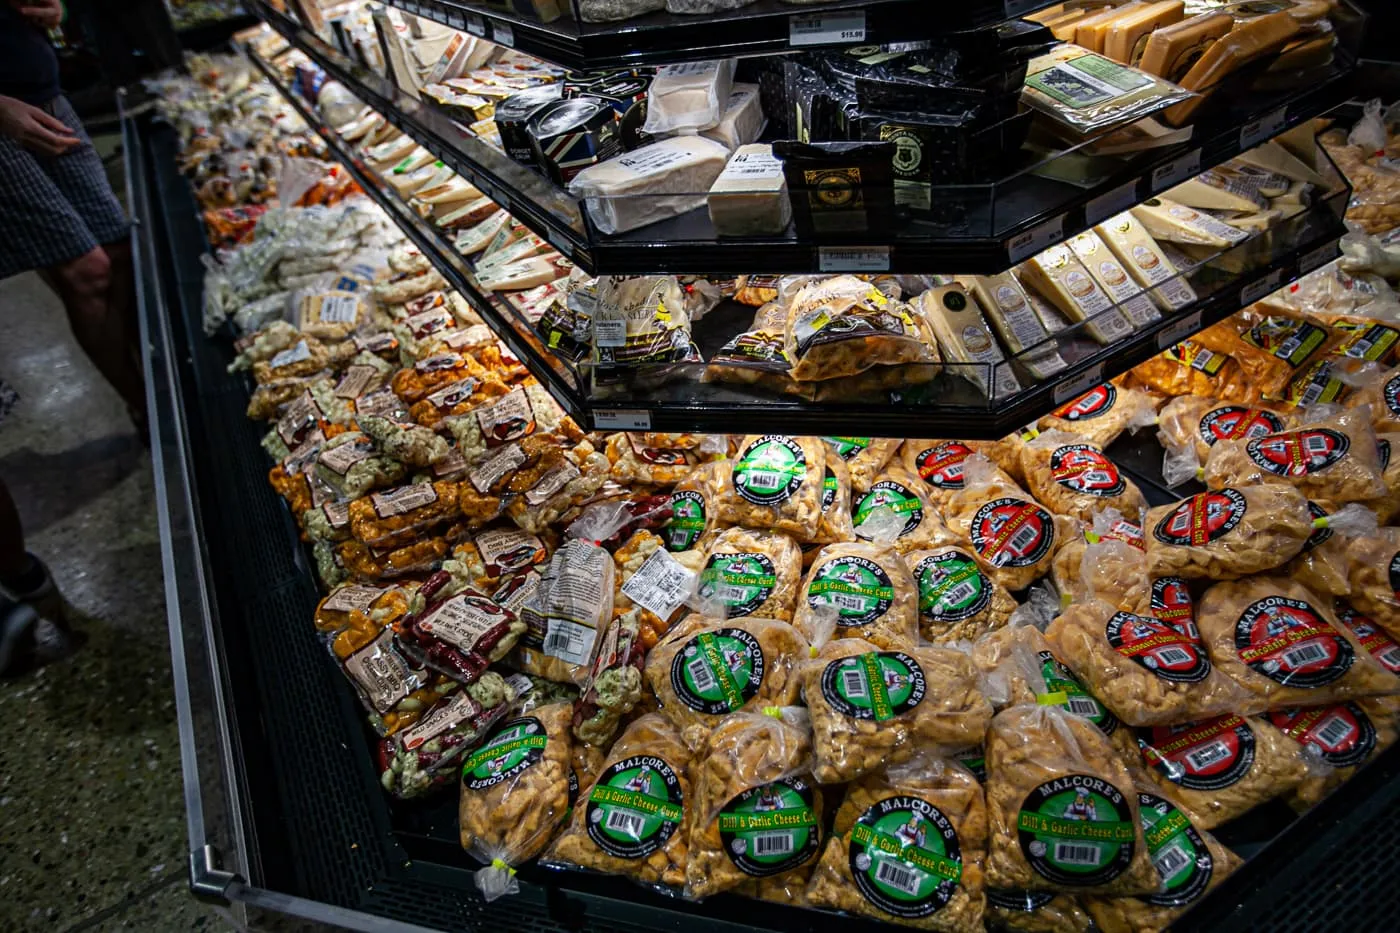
[253,0,1359,275]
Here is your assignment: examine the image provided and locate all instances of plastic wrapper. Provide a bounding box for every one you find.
[641,59,735,136]
[407,374,511,433]
[784,276,938,382]
[1022,45,1193,135]
[985,889,1092,933]
[805,755,988,931]
[568,490,675,553]
[643,616,806,748]
[823,437,902,494]
[1045,599,1253,728]
[715,435,826,542]
[1156,395,1292,470]
[945,458,1072,592]
[545,713,694,889]
[1145,484,1314,581]
[443,528,552,596]
[685,708,824,900]
[396,583,529,685]
[907,545,1017,644]
[1341,527,1400,638]
[810,450,857,547]
[1344,362,1400,434]
[605,432,724,487]
[337,531,456,582]
[612,530,701,654]
[251,337,332,384]
[315,431,405,501]
[591,275,701,369]
[852,465,956,555]
[984,704,1158,896]
[444,383,582,466]
[1288,502,1379,597]
[338,626,431,723]
[1037,384,1158,450]
[358,415,451,470]
[1196,575,1400,709]
[1124,338,1258,403]
[530,539,616,685]
[315,583,413,661]
[693,524,802,622]
[459,701,575,901]
[795,542,920,651]
[901,439,1020,516]
[801,638,992,785]
[1201,405,1387,504]
[390,352,493,405]
[1134,713,1308,830]
[1273,697,1400,810]
[504,438,612,535]
[1019,432,1146,524]
[1370,432,1400,525]
[349,481,462,550]
[246,373,328,422]
[1052,513,1149,615]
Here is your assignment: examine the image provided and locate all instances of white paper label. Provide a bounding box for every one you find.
[1008,216,1065,264]
[491,22,514,47]
[1300,243,1337,275]
[400,691,482,751]
[419,593,509,654]
[323,584,384,614]
[593,409,652,431]
[789,12,866,47]
[592,317,627,348]
[466,14,485,36]
[269,340,312,369]
[1053,364,1105,405]
[371,483,439,518]
[1241,269,1285,307]
[469,443,527,494]
[318,294,360,323]
[1241,108,1288,151]
[818,246,890,273]
[1086,180,1140,227]
[1152,149,1202,192]
[1156,310,1204,349]
[621,549,695,621]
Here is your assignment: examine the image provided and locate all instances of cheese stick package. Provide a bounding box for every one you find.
[945,456,1073,592]
[1145,484,1314,580]
[1019,431,1147,524]
[1038,382,1158,449]
[715,435,826,541]
[1021,45,1194,134]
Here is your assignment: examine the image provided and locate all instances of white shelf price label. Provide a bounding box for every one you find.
[789,12,866,47]
[492,22,515,46]
[818,246,890,273]
[1151,149,1201,192]
[1086,179,1140,226]
[1241,107,1288,151]
[466,14,485,36]
[1300,242,1337,276]
[1156,310,1204,349]
[594,410,652,432]
[1241,268,1285,307]
[447,10,464,29]
[1053,363,1105,405]
[1007,215,1065,264]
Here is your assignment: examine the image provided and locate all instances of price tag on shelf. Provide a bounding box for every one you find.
[594,410,653,432]
[818,246,890,273]
[1007,215,1065,264]
[1241,268,1285,307]
[466,14,485,36]
[447,10,465,29]
[1085,179,1140,227]
[789,12,866,47]
[1004,0,1046,14]
[1300,242,1337,276]
[1156,310,1203,349]
[1151,149,1201,192]
[492,22,515,47]
[1240,108,1288,151]
[1053,363,1105,406]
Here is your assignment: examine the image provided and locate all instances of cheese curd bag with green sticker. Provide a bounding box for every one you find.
[545,713,694,890]
[852,464,957,555]
[805,754,988,931]
[905,545,1018,644]
[822,436,901,495]
[685,707,825,900]
[795,540,920,650]
[665,461,725,553]
[695,525,803,622]
[716,435,826,541]
[459,701,575,901]
[809,449,857,546]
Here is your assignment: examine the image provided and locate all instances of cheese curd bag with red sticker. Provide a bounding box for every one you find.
[900,439,1021,518]
[1272,697,1400,810]
[945,456,1074,592]
[1037,383,1159,450]
[1144,484,1314,581]
[1051,510,1150,615]
[1157,395,1294,488]
[1019,431,1146,525]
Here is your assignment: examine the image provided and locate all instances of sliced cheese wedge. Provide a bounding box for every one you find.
[1139,12,1233,81]
[1233,140,1329,188]
[1068,230,1162,328]
[1094,210,1197,310]
[1167,170,1268,212]
[453,209,508,255]
[436,197,501,230]
[1132,197,1250,248]
[1163,11,1301,126]
[475,233,550,278]
[388,147,435,176]
[1075,2,1145,54]
[1017,244,1135,345]
[1219,210,1282,234]
[477,254,573,293]
[916,285,1021,399]
[365,134,414,168]
[1103,0,1185,65]
[417,177,483,206]
[958,273,1069,380]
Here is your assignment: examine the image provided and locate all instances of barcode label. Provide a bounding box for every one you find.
[753,832,795,857]
[875,859,923,896]
[1189,349,1216,372]
[605,809,647,840]
[1380,646,1400,669]
[1008,216,1066,264]
[1314,713,1354,747]
[746,472,785,490]
[1154,843,1191,878]
[841,669,868,699]
[1156,646,1195,665]
[717,585,748,603]
[1284,642,1329,668]
[789,12,866,47]
[687,656,717,694]
[833,594,867,612]
[543,619,593,666]
[1241,107,1288,150]
[1067,696,1100,717]
[1054,843,1101,867]
[319,294,359,323]
[1301,378,1329,407]
[1157,310,1204,350]
[1185,740,1232,771]
[1305,435,1331,455]
[818,246,889,272]
[942,582,977,606]
[1241,269,1284,306]
[1152,149,1201,191]
[492,23,514,46]
[621,549,695,620]
[1010,524,1039,551]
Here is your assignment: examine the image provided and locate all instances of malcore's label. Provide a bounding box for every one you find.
[717,778,821,877]
[1198,406,1285,446]
[462,717,547,790]
[585,755,685,859]
[670,629,764,714]
[1140,715,1255,791]
[849,796,963,918]
[699,552,776,618]
[1052,384,1117,421]
[969,499,1054,568]
[666,490,707,551]
[734,436,807,506]
[1040,651,1120,735]
[1050,444,1126,497]
[820,652,927,721]
[1245,429,1350,477]
[1138,792,1214,908]
[1268,703,1377,768]
[1106,611,1211,683]
[1017,774,1136,886]
[1233,596,1354,688]
[1152,489,1246,547]
[915,442,973,489]
[808,555,895,627]
[916,551,991,624]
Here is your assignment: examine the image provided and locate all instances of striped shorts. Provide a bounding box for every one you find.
[0,95,130,281]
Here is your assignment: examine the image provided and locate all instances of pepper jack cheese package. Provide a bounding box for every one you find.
[707,144,791,237]
[1103,1,1186,66]
[1094,211,1197,310]
[917,284,1022,400]
[960,273,1069,380]
[1067,231,1161,329]
[1017,244,1135,345]
[1139,11,1235,81]
[569,136,731,235]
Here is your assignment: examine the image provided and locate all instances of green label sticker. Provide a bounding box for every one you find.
[1039,651,1120,736]
[1016,775,1136,887]
[717,777,821,877]
[669,629,764,715]
[1138,792,1213,908]
[953,748,986,783]
[915,551,991,624]
[854,480,924,539]
[585,755,685,860]
[666,490,707,552]
[824,436,872,461]
[849,795,962,919]
[808,555,895,627]
[821,469,838,513]
[699,552,776,618]
[734,436,807,506]
[462,717,547,790]
[820,652,926,721]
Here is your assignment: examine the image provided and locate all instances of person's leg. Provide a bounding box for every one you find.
[0,477,42,676]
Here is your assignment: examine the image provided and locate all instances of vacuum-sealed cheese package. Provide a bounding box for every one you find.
[349,481,462,550]
[906,545,1018,644]
[605,432,722,487]
[696,526,803,621]
[715,435,826,541]
[641,59,736,135]
[1145,484,1314,580]
[1022,45,1193,134]
[396,586,529,685]
[1019,431,1146,524]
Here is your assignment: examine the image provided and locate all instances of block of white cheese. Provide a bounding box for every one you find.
[701,83,766,151]
[707,144,791,237]
[1068,230,1162,329]
[958,273,1069,380]
[1132,197,1251,248]
[569,136,731,235]
[1166,170,1268,213]
[476,253,573,292]
[417,176,482,208]
[641,59,736,135]
[1016,244,1135,346]
[1094,210,1197,311]
[1233,140,1329,188]
[917,284,1022,399]
[453,210,508,256]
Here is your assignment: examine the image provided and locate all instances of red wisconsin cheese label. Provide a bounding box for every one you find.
[1334,603,1400,673]
[1152,489,1247,548]
[1151,578,1197,638]
[1050,445,1125,497]
[1198,406,1286,446]
[1245,429,1350,477]
[1105,611,1211,683]
[969,498,1054,569]
[1234,596,1354,688]
[1268,703,1377,768]
[1140,715,1255,791]
[1052,384,1116,421]
[1103,520,1145,551]
[915,442,973,489]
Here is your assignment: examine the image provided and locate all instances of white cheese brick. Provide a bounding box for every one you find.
[569,136,731,235]
[476,254,573,292]
[366,136,414,170]
[1233,141,1329,188]
[453,210,508,255]
[917,284,1021,399]
[707,144,790,237]
[701,83,766,151]
[1068,231,1162,328]
[1132,197,1251,248]
[1166,170,1267,213]
[1219,210,1282,234]
[1017,245,1134,346]
[1094,210,1197,311]
[641,59,735,135]
[959,273,1069,380]
[436,197,501,230]
[417,177,482,206]
[474,233,551,277]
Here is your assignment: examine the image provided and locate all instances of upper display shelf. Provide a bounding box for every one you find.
[377,0,1059,70]
[254,0,1362,274]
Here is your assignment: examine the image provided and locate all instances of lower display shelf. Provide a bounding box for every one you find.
[133,100,1400,931]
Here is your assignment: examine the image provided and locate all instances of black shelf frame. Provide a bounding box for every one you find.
[252,0,1360,275]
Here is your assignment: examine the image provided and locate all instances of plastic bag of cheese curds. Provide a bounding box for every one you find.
[1288,502,1379,597]
[944,455,1074,592]
[1018,430,1146,525]
[1051,510,1149,615]
[1158,396,1293,488]
[1144,484,1316,581]
[1273,697,1400,810]
[1037,382,1158,450]
[984,888,1092,933]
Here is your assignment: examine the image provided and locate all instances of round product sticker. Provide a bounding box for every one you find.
[1302,501,1332,551]
[915,551,991,624]
[986,889,1055,911]
[1384,373,1400,417]
[969,499,1054,568]
[915,442,973,490]
[1140,715,1256,791]
[699,552,776,618]
[734,436,807,506]
[808,555,895,627]
[1198,406,1286,446]
[669,629,765,714]
[848,796,963,919]
[825,437,871,461]
[1335,603,1400,673]
[1137,792,1214,909]
[1039,651,1120,736]
[1267,703,1377,768]
[1152,489,1247,547]
[821,467,838,513]
[1389,552,1400,600]
[854,480,924,539]
[1049,445,1126,497]
[1105,611,1211,684]
[1245,429,1350,477]
[585,755,685,859]
[1016,774,1136,886]
[1233,596,1354,688]
[717,778,821,877]
[461,717,547,791]
[1052,384,1117,422]
[1151,578,1198,638]
[666,490,708,552]
[820,652,927,721]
